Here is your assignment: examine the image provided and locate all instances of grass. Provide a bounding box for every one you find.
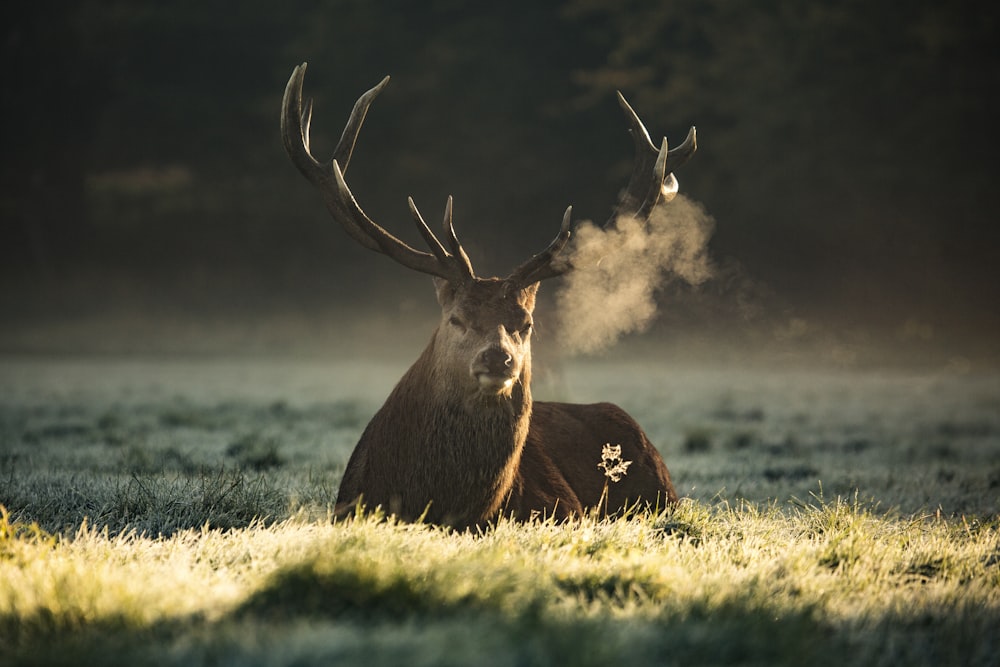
[2,500,997,666]
[1,356,999,665]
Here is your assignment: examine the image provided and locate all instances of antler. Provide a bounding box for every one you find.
[609,93,697,227]
[505,207,573,287]
[506,93,697,287]
[281,63,474,283]
[282,64,695,290]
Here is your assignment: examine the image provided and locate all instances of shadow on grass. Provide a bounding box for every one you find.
[226,552,834,667]
[237,561,491,621]
[2,602,836,667]
[6,549,999,667]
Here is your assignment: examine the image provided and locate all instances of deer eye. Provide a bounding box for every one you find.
[448,316,467,332]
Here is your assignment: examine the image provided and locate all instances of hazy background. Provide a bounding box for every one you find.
[3,1,998,368]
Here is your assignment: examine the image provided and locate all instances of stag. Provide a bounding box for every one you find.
[281,63,696,529]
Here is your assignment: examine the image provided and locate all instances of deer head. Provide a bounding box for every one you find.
[280,63,695,403]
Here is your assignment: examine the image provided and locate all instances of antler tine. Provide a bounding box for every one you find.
[300,98,313,154]
[329,159,469,280]
[507,206,574,287]
[282,63,472,283]
[441,196,475,279]
[408,197,450,264]
[281,63,324,184]
[669,125,697,171]
[408,196,475,281]
[606,92,696,227]
[332,74,390,173]
[633,137,670,221]
[282,63,391,183]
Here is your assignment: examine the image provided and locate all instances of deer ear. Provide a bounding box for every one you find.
[502,280,539,307]
[520,282,539,310]
[433,276,456,307]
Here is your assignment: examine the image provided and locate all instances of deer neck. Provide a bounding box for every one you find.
[387,332,533,525]
[419,329,533,438]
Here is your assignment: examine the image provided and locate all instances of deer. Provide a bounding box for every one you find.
[281,63,696,530]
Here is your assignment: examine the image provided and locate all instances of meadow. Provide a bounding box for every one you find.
[1,354,998,666]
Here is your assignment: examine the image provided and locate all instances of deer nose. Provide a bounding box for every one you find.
[478,345,513,376]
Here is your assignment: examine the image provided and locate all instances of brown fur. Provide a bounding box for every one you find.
[334,277,677,530]
[282,67,686,529]
[511,401,677,520]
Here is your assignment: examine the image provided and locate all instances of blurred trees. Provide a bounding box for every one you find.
[2,1,997,340]
[564,0,1000,327]
[3,3,115,275]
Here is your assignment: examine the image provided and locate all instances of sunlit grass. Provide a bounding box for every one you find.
[2,498,997,666]
[2,357,998,665]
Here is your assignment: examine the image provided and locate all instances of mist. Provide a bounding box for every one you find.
[556,195,715,355]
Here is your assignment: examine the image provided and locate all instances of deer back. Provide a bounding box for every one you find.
[506,401,677,520]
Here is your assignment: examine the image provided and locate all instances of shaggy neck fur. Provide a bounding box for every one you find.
[344,330,533,529]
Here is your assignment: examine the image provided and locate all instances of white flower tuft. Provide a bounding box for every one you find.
[597,443,632,483]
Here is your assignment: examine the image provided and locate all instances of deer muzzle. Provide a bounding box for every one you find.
[472,345,517,392]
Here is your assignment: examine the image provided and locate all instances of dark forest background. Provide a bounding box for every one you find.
[2,1,998,365]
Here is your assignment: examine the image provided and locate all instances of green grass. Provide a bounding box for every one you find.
[1,356,999,665]
[2,500,997,666]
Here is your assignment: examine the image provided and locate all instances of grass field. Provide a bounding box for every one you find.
[1,354,998,666]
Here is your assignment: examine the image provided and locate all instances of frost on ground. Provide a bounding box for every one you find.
[1,355,998,667]
[2,354,998,533]
[553,360,1000,518]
